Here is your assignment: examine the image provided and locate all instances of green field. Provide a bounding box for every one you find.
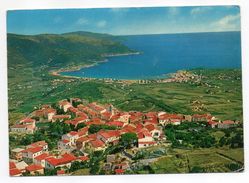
[151,147,243,173]
[8,69,243,125]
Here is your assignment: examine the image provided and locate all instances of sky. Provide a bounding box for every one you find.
[7,6,241,35]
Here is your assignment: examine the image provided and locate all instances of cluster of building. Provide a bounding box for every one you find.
[9,98,239,176]
[159,70,202,83]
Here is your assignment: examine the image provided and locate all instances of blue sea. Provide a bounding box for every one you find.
[61,31,241,80]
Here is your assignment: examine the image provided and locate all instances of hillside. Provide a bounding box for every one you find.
[7,31,133,69]
[7,31,134,117]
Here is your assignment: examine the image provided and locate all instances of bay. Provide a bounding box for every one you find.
[61,31,241,80]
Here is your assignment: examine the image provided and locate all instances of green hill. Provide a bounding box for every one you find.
[7,31,133,69]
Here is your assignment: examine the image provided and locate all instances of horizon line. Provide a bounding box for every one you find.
[7,30,241,37]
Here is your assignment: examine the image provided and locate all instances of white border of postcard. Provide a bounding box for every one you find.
[0,0,249,183]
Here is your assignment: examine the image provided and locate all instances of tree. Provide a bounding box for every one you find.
[20,135,33,145]
[75,123,86,131]
[190,166,205,173]
[88,124,116,134]
[120,133,138,149]
[226,163,242,171]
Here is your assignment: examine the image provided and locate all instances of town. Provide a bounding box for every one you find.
[9,97,240,176]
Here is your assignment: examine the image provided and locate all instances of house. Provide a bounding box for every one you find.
[20,118,36,127]
[192,114,213,122]
[59,128,84,150]
[27,140,48,152]
[121,124,136,133]
[68,106,79,115]
[22,146,44,163]
[137,129,156,148]
[10,168,22,176]
[129,112,144,124]
[26,164,44,175]
[77,126,89,137]
[87,139,106,151]
[106,155,116,163]
[218,120,237,129]
[57,170,66,176]
[33,107,56,121]
[106,121,124,128]
[45,108,57,121]
[52,115,71,122]
[116,113,131,124]
[11,148,24,161]
[10,124,35,134]
[97,130,120,144]
[113,162,130,171]
[115,169,125,175]
[88,102,107,114]
[58,139,72,152]
[62,131,79,146]
[9,162,22,176]
[208,121,219,128]
[100,111,112,120]
[144,124,161,138]
[34,153,50,168]
[64,116,88,127]
[59,100,72,112]
[45,153,77,169]
[170,119,182,125]
[158,113,183,126]
[15,161,28,173]
[76,136,91,151]
[184,115,192,122]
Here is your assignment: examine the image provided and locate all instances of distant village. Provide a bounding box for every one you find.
[9,98,239,176]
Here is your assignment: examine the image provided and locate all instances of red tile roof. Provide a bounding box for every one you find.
[98,130,120,139]
[158,113,183,120]
[22,146,43,154]
[10,168,22,176]
[57,170,66,175]
[101,111,112,119]
[222,120,235,125]
[122,124,136,133]
[20,118,35,123]
[11,124,33,129]
[45,108,56,114]
[9,162,16,169]
[115,169,125,174]
[77,127,89,136]
[29,140,47,148]
[46,153,77,167]
[192,114,212,120]
[59,100,71,106]
[137,129,152,139]
[88,102,105,112]
[145,124,156,132]
[77,112,88,118]
[89,139,105,148]
[26,164,43,172]
[62,139,70,144]
[78,156,89,161]
[52,115,71,119]
[106,121,124,127]
[68,131,78,136]
[34,153,50,161]
[208,121,218,125]
[68,107,79,113]
[77,136,90,143]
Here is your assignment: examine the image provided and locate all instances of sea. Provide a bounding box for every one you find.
[60,31,241,80]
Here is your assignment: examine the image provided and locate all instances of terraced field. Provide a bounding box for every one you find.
[151,147,243,173]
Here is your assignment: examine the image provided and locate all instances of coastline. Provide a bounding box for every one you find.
[49,51,141,80]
